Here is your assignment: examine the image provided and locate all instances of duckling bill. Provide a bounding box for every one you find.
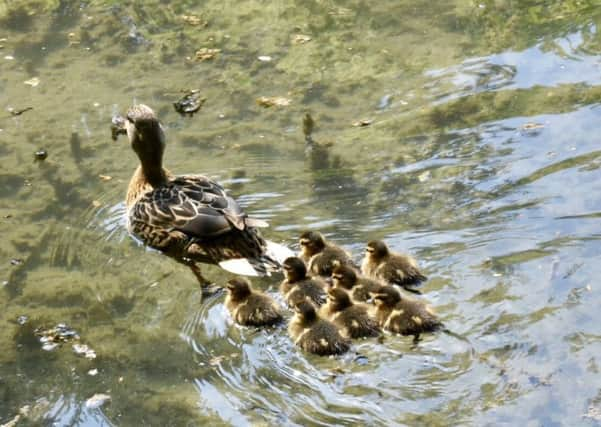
[288,299,350,356]
[361,240,426,293]
[119,104,293,289]
[224,277,283,327]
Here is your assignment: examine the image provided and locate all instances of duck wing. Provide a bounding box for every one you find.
[132,175,254,239]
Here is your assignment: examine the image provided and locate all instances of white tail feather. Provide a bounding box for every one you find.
[265,240,295,264]
[219,259,264,276]
[218,240,294,276]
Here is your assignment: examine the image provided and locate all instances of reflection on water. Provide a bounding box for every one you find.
[2,1,601,425]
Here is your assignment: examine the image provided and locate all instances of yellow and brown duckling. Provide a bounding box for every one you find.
[280,257,327,307]
[299,231,355,278]
[288,299,350,356]
[224,277,283,327]
[320,287,380,339]
[119,104,292,289]
[331,264,383,303]
[371,285,442,340]
[361,240,427,293]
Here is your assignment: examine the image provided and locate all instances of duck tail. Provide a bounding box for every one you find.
[218,240,295,277]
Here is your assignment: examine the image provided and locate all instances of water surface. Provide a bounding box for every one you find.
[1,1,601,425]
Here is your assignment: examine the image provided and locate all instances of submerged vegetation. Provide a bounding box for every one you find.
[1,0,601,425]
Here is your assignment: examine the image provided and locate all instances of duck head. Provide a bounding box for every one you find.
[283,257,307,282]
[293,298,318,323]
[371,285,401,308]
[331,264,357,290]
[225,277,252,300]
[326,287,352,312]
[125,104,167,186]
[299,231,326,257]
[365,240,389,262]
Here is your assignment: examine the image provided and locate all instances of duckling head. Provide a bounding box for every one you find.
[299,231,326,257]
[225,277,252,300]
[327,287,353,312]
[371,285,401,308]
[283,257,307,282]
[365,240,389,262]
[293,299,318,324]
[331,264,357,290]
[125,104,166,182]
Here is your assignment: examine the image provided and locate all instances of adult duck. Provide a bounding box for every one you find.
[120,104,291,289]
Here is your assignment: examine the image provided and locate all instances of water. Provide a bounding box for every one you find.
[1,1,601,425]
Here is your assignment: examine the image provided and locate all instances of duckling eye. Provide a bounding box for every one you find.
[366,247,374,253]
[332,274,341,280]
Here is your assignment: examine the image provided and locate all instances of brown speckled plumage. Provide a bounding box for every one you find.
[331,264,383,303]
[361,240,427,292]
[372,285,441,339]
[298,231,355,278]
[122,104,280,285]
[280,257,327,307]
[320,287,380,339]
[224,277,283,327]
[288,300,350,356]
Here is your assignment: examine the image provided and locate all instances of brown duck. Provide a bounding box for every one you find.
[320,287,380,339]
[288,299,350,356]
[120,104,292,288]
[331,264,383,303]
[372,285,441,340]
[361,240,426,293]
[298,231,355,277]
[224,277,283,327]
[280,257,327,307]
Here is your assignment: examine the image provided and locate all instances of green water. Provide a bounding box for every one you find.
[2,0,601,425]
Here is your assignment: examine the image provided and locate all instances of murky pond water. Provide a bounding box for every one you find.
[2,1,601,425]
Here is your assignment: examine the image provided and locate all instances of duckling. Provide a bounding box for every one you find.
[224,277,283,327]
[280,257,327,307]
[320,287,380,339]
[331,264,383,303]
[371,285,441,340]
[298,231,355,278]
[361,240,426,293]
[119,104,293,289]
[288,299,350,356]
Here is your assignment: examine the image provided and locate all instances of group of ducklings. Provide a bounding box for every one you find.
[223,231,442,356]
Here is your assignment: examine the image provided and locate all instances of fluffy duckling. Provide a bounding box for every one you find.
[361,240,426,293]
[224,277,283,327]
[372,285,441,340]
[119,104,293,289]
[288,299,350,356]
[280,257,327,307]
[298,231,355,278]
[320,287,380,339]
[331,264,383,303]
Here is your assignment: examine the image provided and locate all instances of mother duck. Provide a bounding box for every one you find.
[119,104,291,289]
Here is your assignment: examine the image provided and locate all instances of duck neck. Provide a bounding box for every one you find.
[140,158,168,187]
